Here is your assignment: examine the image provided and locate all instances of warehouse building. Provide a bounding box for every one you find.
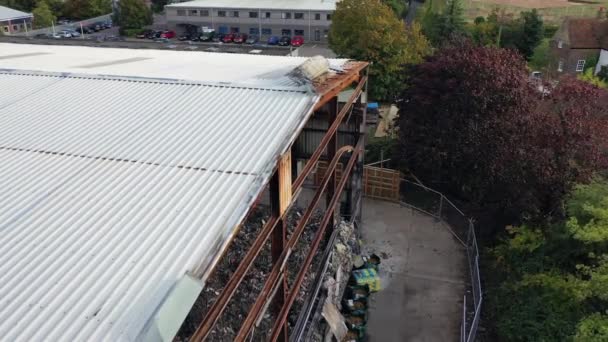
[0,5,32,34]
[0,43,367,341]
[165,0,336,43]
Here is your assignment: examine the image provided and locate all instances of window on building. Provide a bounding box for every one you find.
[232,11,239,17]
[315,13,321,20]
[177,9,186,16]
[282,12,292,19]
[231,27,239,33]
[294,13,304,19]
[218,10,226,17]
[189,9,198,15]
[219,26,228,33]
[249,11,258,18]
[265,12,271,18]
[281,29,291,36]
[326,14,332,20]
[294,29,304,36]
[576,59,586,72]
[558,59,564,72]
[249,27,259,35]
[557,40,563,48]
[262,28,272,35]
[200,9,209,16]
[12,25,18,31]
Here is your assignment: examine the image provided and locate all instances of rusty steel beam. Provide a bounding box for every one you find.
[234,145,357,341]
[190,75,367,341]
[269,139,363,341]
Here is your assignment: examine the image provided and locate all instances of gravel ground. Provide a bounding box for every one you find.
[175,205,328,341]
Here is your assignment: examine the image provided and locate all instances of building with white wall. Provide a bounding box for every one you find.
[165,0,337,43]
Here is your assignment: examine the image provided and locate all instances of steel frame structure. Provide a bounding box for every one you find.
[190,63,368,342]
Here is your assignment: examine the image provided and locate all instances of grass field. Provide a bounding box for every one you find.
[432,0,608,24]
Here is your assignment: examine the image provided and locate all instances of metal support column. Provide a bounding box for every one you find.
[326,97,338,232]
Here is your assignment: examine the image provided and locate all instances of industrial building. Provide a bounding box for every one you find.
[0,43,367,341]
[0,5,32,35]
[165,0,336,43]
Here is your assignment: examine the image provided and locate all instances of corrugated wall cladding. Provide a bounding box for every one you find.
[0,72,317,341]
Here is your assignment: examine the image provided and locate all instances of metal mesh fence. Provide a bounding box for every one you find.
[399,180,482,342]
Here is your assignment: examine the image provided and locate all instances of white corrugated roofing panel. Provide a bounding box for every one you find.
[0,43,348,87]
[167,0,336,11]
[0,5,32,21]
[0,70,318,340]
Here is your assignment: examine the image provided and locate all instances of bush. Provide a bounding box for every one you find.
[121,28,142,37]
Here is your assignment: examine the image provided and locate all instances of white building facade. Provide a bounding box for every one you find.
[165,0,337,43]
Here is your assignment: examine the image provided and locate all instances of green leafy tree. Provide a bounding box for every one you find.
[329,0,430,101]
[579,68,608,89]
[490,179,608,340]
[115,0,152,34]
[383,0,405,17]
[0,0,36,12]
[32,0,55,29]
[420,0,467,47]
[64,0,110,19]
[517,9,544,59]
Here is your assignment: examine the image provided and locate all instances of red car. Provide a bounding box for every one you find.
[291,35,304,47]
[160,30,176,39]
[233,33,248,44]
[222,33,235,43]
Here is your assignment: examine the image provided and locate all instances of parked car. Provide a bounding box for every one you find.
[79,26,93,34]
[233,33,247,44]
[65,29,80,38]
[279,36,291,46]
[94,22,106,30]
[160,30,176,39]
[136,29,154,39]
[200,28,215,41]
[245,35,258,45]
[33,33,50,39]
[291,35,304,47]
[212,33,224,42]
[57,18,71,25]
[103,20,113,28]
[222,33,235,43]
[267,36,279,45]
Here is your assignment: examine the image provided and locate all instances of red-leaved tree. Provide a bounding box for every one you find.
[396,43,608,233]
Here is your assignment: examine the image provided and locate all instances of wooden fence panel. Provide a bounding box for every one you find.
[313,161,400,202]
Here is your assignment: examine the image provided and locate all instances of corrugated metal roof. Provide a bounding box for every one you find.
[167,0,336,11]
[0,69,318,340]
[0,43,348,88]
[0,5,32,21]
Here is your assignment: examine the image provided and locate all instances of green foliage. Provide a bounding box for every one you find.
[32,0,55,29]
[544,24,558,39]
[419,0,467,47]
[329,0,430,101]
[383,0,405,17]
[0,0,36,12]
[575,314,608,341]
[63,0,111,20]
[115,0,152,33]
[490,179,608,340]
[529,38,550,71]
[151,0,167,13]
[578,69,608,89]
[468,9,544,60]
[365,137,397,166]
[122,28,142,37]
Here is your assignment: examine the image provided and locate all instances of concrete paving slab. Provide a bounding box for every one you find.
[361,198,466,342]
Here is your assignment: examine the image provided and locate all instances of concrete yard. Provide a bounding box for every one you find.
[361,198,466,342]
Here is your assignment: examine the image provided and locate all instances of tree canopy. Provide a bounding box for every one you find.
[32,0,55,28]
[329,0,430,101]
[395,42,608,233]
[490,179,608,341]
[420,0,467,47]
[115,0,152,33]
[63,0,111,20]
